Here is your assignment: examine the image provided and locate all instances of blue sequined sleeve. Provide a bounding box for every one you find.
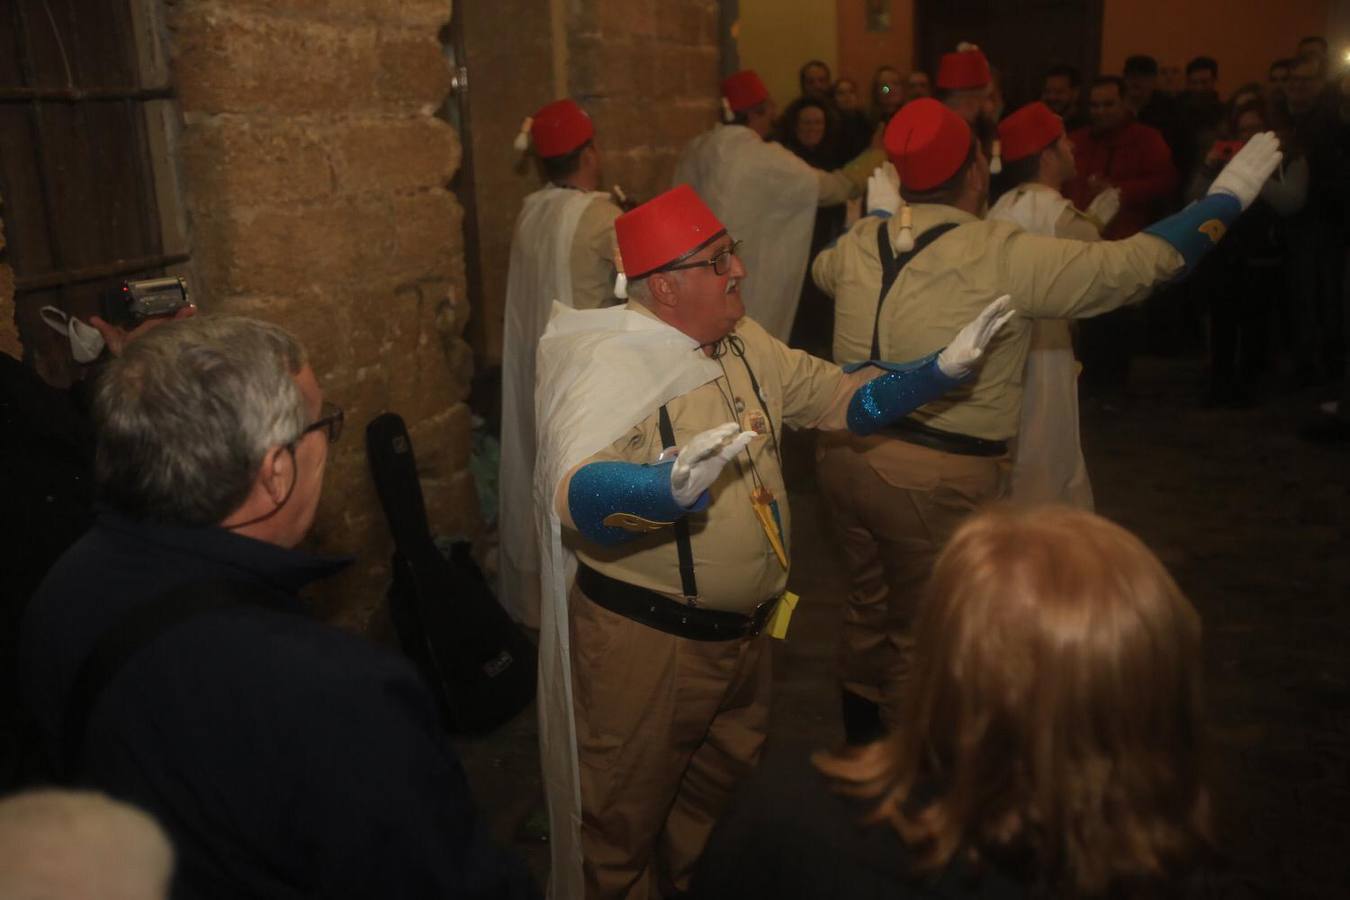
[567,460,710,546]
[845,351,964,436]
[1143,193,1242,272]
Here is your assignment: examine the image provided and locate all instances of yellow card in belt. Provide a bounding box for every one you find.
[750,486,788,570]
[769,591,799,640]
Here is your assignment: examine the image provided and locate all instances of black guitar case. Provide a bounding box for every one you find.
[365,412,536,735]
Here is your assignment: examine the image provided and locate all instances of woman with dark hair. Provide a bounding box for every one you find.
[833,77,875,159]
[779,97,848,355]
[694,506,1221,899]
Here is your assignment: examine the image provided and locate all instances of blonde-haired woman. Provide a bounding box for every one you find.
[694,506,1219,898]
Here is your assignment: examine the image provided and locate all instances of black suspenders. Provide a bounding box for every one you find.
[871,220,960,360]
[658,404,699,602]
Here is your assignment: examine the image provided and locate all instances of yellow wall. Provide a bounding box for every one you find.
[737,1,1335,109]
[1101,0,1330,95]
[737,0,839,106]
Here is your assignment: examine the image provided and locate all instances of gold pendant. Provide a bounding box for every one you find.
[750,486,789,570]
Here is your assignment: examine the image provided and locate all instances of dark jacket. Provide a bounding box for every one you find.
[19,513,536,900]
[692,751,1026,899]
[693,750,1239,900]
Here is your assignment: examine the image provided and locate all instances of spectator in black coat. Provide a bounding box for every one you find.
[19,315,536,900]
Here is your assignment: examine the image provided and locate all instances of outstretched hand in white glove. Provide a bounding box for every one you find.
[866,162,901,216]
[669,422,756,508]
[1208,131,1283,210]
[936,295,1018,379]
[1086,186,1122,229]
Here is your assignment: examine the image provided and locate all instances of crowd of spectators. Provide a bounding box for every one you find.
[774,40,1350,441]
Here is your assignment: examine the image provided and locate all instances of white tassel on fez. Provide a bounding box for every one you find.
[721,97,734,123]
[613,241,628,299]
[512,117,533,153]
[989,138,1003,174]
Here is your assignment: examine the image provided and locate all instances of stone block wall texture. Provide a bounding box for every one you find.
[166,0,471,633]
[463,0,722,365]
[0,195,17,359]
[567,0,722,203]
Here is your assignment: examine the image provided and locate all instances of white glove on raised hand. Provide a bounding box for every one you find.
[1086,186,1121,229]
[936,295,1018,379]
[866,162,901,216]
[669,422,756,508]
[1208,131,1283,210]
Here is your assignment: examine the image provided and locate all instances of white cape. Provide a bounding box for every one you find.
[673,125,818,342]
[499,186,610,626]
[987,187,1094,509]
[533,303,721,900]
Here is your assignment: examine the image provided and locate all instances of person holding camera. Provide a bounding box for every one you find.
[18,315,535,899]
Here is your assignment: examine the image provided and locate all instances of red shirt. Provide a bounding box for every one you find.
[1067,120,1178,239]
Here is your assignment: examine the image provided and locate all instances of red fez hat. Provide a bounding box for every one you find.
[615,185,727,280]
[936,48,991,91]
[883,99,973,191]
[997,102,1064,162]
[530,99,594,158]
[721,70,770,113]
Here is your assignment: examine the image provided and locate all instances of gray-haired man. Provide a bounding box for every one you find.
[19,316,535,899]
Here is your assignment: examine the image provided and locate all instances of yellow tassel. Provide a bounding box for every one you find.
[893,204,915,252]
[990,138,1003,175]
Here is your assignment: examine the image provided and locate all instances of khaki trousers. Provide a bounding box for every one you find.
[816,431,1009,724]
[568,583,771,900]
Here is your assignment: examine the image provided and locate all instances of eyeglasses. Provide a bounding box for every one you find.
[298,400,344,445]
[663,240,743,277]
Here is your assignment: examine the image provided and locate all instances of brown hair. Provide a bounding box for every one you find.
[816,506,1212,896]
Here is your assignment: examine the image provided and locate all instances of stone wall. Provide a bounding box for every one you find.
[0,197,16,359]
[462,0,723,366]
[567,0,722,202]
[166,0,474,632]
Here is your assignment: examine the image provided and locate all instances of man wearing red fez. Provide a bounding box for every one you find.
[532,184,1012,899]
[988,101,1120,510]
[673,69,883,343]
[936,42,998,137]
[812,97,1282,744]
[499,98,624,627]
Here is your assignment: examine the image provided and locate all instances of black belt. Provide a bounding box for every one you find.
[880,417,1008,457]
[577,563,778,642]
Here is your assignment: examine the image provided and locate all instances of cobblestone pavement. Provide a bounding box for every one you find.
[456,356,1350,896]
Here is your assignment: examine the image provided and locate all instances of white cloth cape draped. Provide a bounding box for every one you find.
[672,125,818,342]
[499,186,610,626]
[532,303,721,900]
[987,187,1094,509]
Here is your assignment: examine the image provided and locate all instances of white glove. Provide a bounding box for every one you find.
[1085,186,1121,229]
[866,162,901,216]
[937,295,1018,379]
[669,423,756,507]
[1208,131,1283,210]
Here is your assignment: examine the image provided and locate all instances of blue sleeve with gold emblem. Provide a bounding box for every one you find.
[1143,193,1242,272]
[568,460,710,546]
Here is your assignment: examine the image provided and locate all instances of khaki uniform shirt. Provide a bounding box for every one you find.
[573,309,848,614]
[569,196,623,310]
[814,203,1182,440]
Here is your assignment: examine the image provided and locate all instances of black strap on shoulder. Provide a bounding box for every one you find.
[871,221,960,359]
[61,581,254,779]
[657,404,699,603]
